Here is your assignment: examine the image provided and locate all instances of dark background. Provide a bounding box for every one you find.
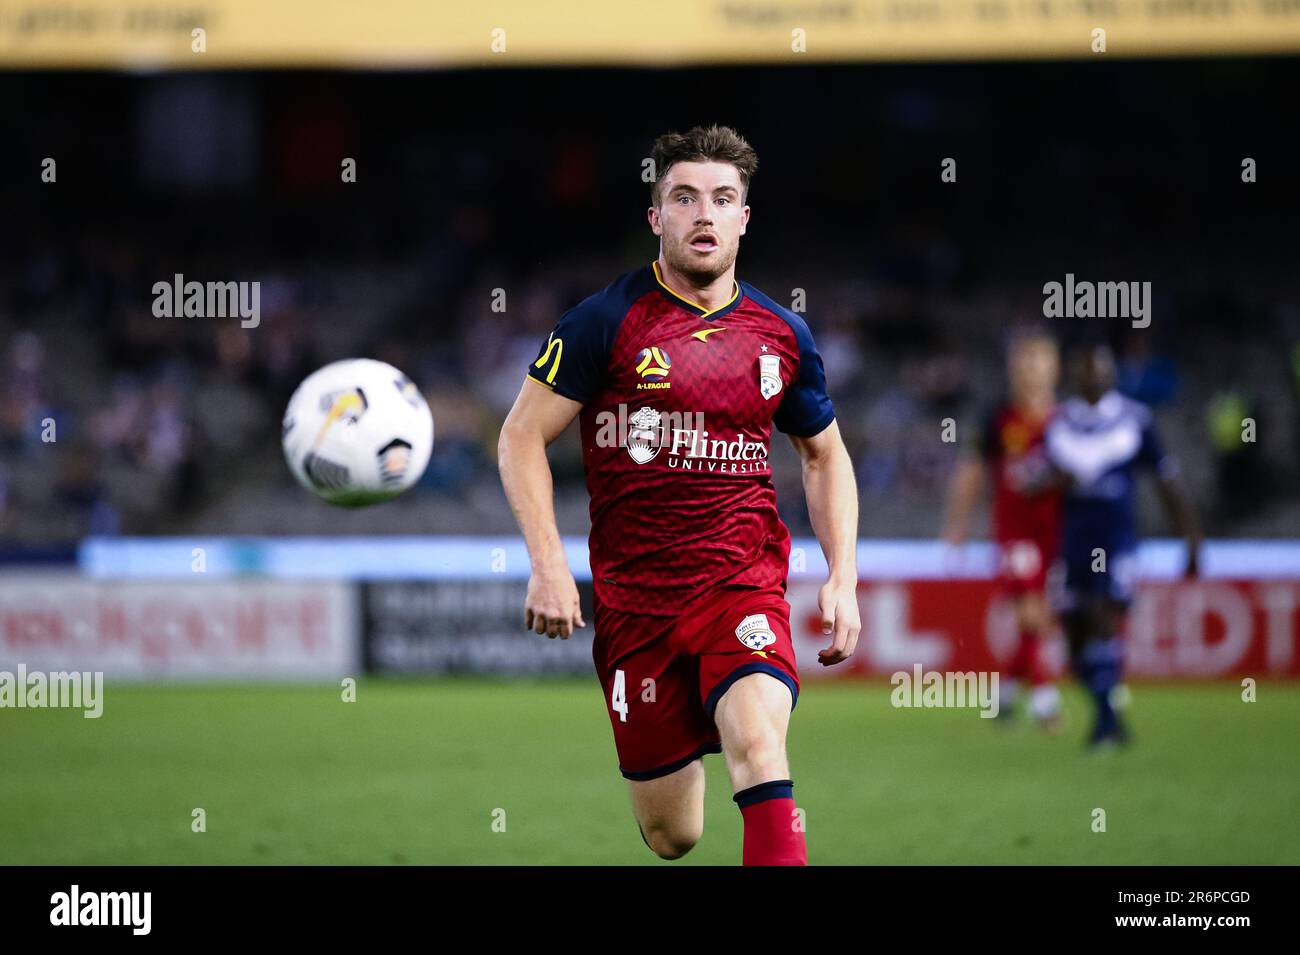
[1,58,1296,544]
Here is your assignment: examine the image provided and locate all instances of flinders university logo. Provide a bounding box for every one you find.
[597,405,768,475]
[625,406,663,463]
[593,405,704,461]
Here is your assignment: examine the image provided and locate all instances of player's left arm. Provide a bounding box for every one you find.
[1156,476,1202,578]
[788,420,861,666]
[774,313,860,666]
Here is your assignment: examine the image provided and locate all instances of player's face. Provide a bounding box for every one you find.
[1008,337,1059,401]
[648,161,749,283]
[1073,345,1116,401]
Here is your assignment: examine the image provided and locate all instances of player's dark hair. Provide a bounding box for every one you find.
[1061,329,1119,361]
[650,125,758,206]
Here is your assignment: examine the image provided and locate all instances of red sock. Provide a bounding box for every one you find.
[734,780,806,866]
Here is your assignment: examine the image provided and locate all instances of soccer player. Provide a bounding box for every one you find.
[943,328,1064,729]
[1044,340,1201,747]
[497,126,860,865]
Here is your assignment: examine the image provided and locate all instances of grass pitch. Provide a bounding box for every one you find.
[3,679,1297,865]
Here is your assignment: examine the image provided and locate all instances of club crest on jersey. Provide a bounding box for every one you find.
[735,613,776,651]
[635,347,672,390]
[759,353,782,401]
[625,406,663,464]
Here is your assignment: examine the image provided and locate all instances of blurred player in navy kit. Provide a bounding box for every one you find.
[1045,340,1201,748]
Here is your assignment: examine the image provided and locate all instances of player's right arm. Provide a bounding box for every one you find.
[500,284,621,637]
[498,378,586,638]
[941,454,985,547]
[942,408,997,546]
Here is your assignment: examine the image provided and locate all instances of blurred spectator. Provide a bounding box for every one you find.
[0,332,56,456]
[1117,331,1179,407]
[54,446,121,537]
[0,66,1296,542]
[1206,390,1267,522]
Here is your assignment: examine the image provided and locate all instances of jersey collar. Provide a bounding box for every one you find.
[1069,389,1124,424]
[651,261,743,321]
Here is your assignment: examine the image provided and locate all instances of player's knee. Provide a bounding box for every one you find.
[641,819,702,860]
[729,727,787,778]
[1016,594,1048,632]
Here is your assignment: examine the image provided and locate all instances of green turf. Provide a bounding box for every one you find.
[2,679,1297,864]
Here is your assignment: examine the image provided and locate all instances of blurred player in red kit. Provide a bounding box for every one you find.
[943,328,1063,729]
[498,126,860,865]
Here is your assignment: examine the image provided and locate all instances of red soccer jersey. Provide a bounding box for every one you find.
[527,263,835,616]
[979,402,1062,547]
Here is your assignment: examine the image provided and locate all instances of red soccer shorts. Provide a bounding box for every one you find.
[591,582,800,781]
[997,537,1056,596]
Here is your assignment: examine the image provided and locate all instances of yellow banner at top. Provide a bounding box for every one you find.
[2,0,1300,67]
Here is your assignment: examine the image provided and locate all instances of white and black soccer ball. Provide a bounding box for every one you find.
[281,359,434,507]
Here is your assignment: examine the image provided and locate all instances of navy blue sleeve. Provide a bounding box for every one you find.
[773,315,836,438]
[527,303,621,406]
[526,268,649,405]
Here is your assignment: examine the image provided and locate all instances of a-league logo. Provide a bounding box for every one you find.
[735,613,776,651]
[636,346,671,380]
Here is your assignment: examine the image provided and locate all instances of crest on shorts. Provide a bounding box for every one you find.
[735,613,776,651]
[759,353,782,400]
[1003,540,1043,580]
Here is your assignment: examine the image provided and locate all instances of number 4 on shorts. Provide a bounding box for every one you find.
[612,669,628,723]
